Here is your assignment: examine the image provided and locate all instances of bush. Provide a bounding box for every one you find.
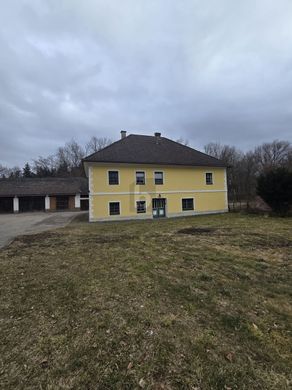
[257,168,292,215]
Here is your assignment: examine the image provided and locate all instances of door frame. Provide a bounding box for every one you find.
[152,198,167,218]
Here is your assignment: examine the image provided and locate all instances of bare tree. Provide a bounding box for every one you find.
[55,139,85,176]
[0,164,22,179]
[204,142,244,208]
[0,164,9,178]
[240,151,258,207]
[33,155,57,177]
[254,140,291,172]
[176,137,190,146]
[85,136,112,154]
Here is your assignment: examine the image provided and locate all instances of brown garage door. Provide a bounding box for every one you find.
[56,196,69,210]
[0,197,13,213]
[19,196,45,212]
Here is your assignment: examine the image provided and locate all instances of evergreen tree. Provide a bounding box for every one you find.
[257,167,292,215]
[22,162,33,178]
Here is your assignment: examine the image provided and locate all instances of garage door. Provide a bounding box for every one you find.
[19,196,45,212]
[0,197,13,213]
[56,196,69,210]
[80,199,89,210]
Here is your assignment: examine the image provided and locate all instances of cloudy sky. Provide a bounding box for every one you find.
[1,0,292,167]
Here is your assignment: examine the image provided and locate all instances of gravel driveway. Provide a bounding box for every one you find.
[0,211,86,248]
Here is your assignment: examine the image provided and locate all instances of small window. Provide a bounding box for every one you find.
[108,171,119,185]
[109,202,120,215]
[206,172,213,185]
[136,201,146,213]
[182,198,194,211]
[154,171,163,185]
[136,171,145,185]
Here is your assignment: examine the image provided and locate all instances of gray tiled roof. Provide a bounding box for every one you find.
[83,134,226,167]
[0,177,88,197]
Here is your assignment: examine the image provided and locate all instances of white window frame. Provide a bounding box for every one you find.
[136,200,146,213]
[135,171,146,185]
[154,171,164,185]
[108,170,120,185]
[182,198,194,211]
[108,201,121,216]
[205,172,214,185]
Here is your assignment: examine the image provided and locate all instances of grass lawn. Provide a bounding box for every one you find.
[0,213,292,389]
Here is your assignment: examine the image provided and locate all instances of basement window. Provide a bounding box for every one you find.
[206,172,213,185]
[182,198,194,211]
[136,201,146,213]
[108,171,119,185]
[109,202,120,215]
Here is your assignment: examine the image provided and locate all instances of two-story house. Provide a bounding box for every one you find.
[83,131,228,222]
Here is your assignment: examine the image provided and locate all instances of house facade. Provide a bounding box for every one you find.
[83,132,228,222]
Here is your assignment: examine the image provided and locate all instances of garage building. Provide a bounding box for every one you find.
[0,177,88,213]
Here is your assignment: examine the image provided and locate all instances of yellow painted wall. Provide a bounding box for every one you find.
[88,164,227,221]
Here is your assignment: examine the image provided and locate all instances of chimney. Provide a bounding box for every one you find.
[154,132,161,137]
[121,130,127,139]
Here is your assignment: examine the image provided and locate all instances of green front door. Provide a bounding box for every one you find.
[152,198,166,218]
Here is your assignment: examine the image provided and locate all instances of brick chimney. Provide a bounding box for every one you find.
[154,132,161,137]
[121,130,127,139]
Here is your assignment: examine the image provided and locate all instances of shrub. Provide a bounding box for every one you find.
[257,168,292,215]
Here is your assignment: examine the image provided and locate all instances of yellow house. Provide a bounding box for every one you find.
[83,132,228,222]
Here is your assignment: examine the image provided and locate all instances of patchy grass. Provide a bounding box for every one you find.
[0,213,292,389]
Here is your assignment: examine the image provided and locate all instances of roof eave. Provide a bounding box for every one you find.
[82,160,227,167]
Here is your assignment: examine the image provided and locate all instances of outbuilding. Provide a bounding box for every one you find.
[0,177,88,213]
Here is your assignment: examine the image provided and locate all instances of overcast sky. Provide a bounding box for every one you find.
[1,0,292,167]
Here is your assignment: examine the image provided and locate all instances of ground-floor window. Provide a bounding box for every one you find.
[109,202,120,215]
[182,198,194,211]
[136,200,146,213]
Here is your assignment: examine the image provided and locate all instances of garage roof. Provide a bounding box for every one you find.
[0,177,88,197]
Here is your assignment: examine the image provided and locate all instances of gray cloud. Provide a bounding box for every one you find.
[0,0,292,166]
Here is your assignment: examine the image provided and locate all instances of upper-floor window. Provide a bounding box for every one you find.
[154,171,164,185]
[206,172,213,185]
[108,171,119,185]
[136,201,146,213]
[182,198,194,211]
[136,171,145,185]
[109,202,120,215]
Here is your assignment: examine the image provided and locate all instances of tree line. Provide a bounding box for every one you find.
[204,140,292,209]
[1,136,291,212]
[0,136,112,179]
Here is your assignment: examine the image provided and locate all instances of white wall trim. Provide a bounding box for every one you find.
[89,209,228,222]
[168,209,228,218]
[75,193,81,209]
[224,168,228,209]
[13,196,19,213]
[89,166,94,221]
[90,189,227,196]
[45,195,50,211]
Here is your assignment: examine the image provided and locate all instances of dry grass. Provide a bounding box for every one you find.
[0,213,292,389]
